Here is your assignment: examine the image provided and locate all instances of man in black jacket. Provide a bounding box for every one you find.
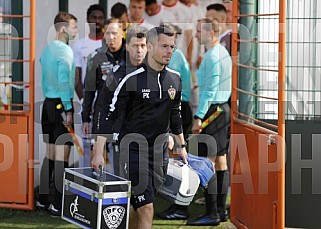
[82,18,126,136]
[92,25,149,133]
[92,26,187,229]
[92,25,148,174]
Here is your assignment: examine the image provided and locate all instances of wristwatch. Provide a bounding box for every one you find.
[179,142,187,148]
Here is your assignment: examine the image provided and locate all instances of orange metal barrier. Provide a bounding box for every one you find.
[230,0,286,228]
[0,0,35,210]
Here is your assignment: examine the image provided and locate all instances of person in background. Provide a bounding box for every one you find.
[92,25,148,175]
[128,0,154,30]
[82,19,125,136]
[111,2,129,24]
[91,26,187,229]
[206,3,235,214]
[82,18,126,172]
[206,3,232,55]
[37,11,78,217]
[186,17,231,226]
[111,2,129,38]
[72,4,105,168]
[73,4,105,102]
[144,0,176,26]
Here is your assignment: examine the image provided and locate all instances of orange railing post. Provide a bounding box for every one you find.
[27,0,36,211]
[277,0,286,227]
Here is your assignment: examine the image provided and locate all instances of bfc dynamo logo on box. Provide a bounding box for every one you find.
[103,205,126,229]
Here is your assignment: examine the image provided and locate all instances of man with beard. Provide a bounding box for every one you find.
[37,12,78,217]
[91,27,187,229]
[186,18,231,226]
[73,4,105,101]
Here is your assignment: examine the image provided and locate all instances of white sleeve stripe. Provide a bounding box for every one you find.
[109,67,145,112]
[165,66,181,76]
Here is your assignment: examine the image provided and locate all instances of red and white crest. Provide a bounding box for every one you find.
[168,87,176,100]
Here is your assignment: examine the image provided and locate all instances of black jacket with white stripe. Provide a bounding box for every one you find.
[82,42,126,123]
[94,61,183,146]
[92,60,135,136]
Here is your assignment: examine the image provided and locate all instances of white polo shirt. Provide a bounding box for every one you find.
[72,35,103,84]
[144,5,176,26]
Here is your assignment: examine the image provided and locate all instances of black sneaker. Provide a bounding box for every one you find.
[218,209,229,222]
[50,205,61,218]
[156,205,189,220]
[186,213,221,226]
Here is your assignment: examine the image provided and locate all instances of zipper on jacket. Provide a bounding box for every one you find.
[97,112,101,130]
[157,72,162,99]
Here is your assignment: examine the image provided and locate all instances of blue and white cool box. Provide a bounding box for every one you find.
[62,168,131,229]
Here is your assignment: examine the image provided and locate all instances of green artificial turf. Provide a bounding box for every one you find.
[0,189,235,229]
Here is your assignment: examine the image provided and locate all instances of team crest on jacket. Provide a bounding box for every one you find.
[168,87,176,100]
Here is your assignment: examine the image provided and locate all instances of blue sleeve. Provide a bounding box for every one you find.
[179,52,191,102]
[196,55,220,119]
[39,55,46,98]
[168,50,191,102]
[57,46,73,111]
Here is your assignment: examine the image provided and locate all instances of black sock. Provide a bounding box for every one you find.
[38,158,54,205]
[217,170,229,213]
[53,161,68,210]
[204,174,218,216]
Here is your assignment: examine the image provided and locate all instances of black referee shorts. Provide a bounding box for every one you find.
[41,98,74,146]
[198,103,230,157]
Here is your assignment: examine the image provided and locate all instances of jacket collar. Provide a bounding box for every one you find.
[142,59,167,75]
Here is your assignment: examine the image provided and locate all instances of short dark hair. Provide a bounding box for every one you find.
[126,26,148,44]
[111,2,128,18]
[146,0,157,7]
[206,3,227,13]
[54,11,77,32]
[147,26,174,44]
[87,4,105,18]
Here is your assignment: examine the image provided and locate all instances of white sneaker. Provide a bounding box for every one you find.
[50,205,61,218]
[35,201,50,211]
